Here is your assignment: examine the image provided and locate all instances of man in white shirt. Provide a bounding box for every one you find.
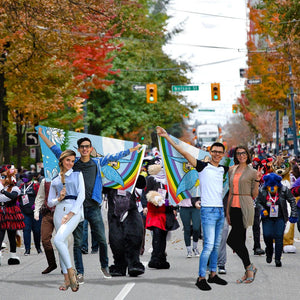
[157,126,228,291]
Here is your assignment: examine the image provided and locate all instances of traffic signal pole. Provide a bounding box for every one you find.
[289,65,298,156]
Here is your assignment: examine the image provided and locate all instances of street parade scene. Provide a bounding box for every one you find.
[0,1,299,300]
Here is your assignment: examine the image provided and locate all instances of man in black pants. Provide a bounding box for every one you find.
[253,205,265,255]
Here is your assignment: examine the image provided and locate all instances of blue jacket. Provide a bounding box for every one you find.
[50,145,130,205]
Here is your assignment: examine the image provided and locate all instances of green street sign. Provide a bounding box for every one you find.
[172,85,199,92]
[198,109,215,112]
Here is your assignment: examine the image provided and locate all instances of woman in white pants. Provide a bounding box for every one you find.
[48,149,85,292]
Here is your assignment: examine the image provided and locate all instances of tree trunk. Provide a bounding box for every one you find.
[0,71,10,164]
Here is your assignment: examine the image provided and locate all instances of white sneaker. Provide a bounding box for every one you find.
[193,248,200,257]
[187,251,193,258]
[77,273,84,285]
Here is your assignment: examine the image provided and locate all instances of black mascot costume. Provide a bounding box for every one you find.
[104,175,146,277]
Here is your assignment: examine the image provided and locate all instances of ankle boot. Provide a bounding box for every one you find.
[8,252,20,265]
[42,249,57,274]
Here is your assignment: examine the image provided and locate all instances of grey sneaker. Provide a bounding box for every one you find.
[187,251,193,258]
[218,266,226,274]
[193,248,200,257]
[77,273,84,284]
[101,267,112,279]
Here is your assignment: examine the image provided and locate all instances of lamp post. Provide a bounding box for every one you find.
[289,65,298,156]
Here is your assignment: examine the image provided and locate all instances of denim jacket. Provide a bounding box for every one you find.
[50,145,130,205]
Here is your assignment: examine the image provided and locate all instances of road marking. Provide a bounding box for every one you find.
[114,283,135,300]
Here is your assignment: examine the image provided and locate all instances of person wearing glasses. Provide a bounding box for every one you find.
[38,128,141,283]
[226,146,262,284]
[156,126,228,291]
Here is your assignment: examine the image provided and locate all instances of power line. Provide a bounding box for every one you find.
[111,57,244,72]
[168,8,245,20]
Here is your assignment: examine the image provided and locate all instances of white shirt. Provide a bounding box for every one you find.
[196,161,226,207]
[48,169,85,216]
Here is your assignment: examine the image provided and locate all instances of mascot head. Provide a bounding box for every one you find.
[147,156,163,176]
[263,172,282,195]
[272,154,291,179]
[0,165,17,191]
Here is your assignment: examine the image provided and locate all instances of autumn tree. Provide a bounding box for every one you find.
[86,0,194,142]
[0,0,139,165]
[242,0,299,142]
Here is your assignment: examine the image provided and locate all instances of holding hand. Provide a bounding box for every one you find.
[156,126,168,137]
[130,144,143,153]
[58,186,66,202]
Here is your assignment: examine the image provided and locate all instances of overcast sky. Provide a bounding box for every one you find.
[164,0,248,126]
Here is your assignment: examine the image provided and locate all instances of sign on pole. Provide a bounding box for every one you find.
[132,85,146,91]
[26,132,39,146]
[247,78,262,85]
[172,85,199,92]
[282,116,289,129]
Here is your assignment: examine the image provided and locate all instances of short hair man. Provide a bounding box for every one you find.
[156,126,228,291]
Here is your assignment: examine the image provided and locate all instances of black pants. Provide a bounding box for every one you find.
[227,208,251,268]
[252,205,262,250]
[0,230,17,252]
[151,227,168,263]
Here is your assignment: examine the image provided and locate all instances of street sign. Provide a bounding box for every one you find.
[132,84,146,91]
[282,116,289,129]
[30,148,36,159]
[198,109,215,112]
[247,78,262,85]
[26,132,39,146]
[172,85,199,92]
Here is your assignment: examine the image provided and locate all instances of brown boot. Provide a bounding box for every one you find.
[42,249,57,274]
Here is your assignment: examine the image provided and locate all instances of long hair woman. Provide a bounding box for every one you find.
[48,150,85,292]
[226,145,262,284]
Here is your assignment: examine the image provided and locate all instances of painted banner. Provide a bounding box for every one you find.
[36,125,145,193]
[158,135,233,205]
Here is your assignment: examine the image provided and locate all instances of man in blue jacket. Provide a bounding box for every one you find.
[38,128,141,283]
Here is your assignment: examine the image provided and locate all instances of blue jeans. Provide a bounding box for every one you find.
[179,207,201,247]
[199,207,224,277]
[73,206,108,275]
[81,219,99,252]
[23,213,42,251]
[262,217,285,261]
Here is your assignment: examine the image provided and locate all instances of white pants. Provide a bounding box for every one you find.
[54,202,81,274]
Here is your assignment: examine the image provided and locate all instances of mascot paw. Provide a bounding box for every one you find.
[283,245,296,253]
[128,263,145,277]
[8,257,20,265]
[260,210,268,218]
[289,217,298,224]
[146,191,164,206]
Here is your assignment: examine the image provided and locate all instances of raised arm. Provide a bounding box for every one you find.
[156,126,197,168]
[38,127,55,148]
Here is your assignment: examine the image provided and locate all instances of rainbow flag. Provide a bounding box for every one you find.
[36,125,145,193]
[158,135,233,205]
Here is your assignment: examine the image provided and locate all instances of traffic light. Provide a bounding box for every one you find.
[211,83,221,101]
[146,84,157,103]
[232,104,238,113]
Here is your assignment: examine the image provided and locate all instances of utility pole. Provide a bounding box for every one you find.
[289,65,298,156]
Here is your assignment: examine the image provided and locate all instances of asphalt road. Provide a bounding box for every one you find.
[1,207,300,300]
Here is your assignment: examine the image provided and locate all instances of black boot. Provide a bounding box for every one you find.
[109,265,126,276]
[42,249,57,274]
[128,262,145,277]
